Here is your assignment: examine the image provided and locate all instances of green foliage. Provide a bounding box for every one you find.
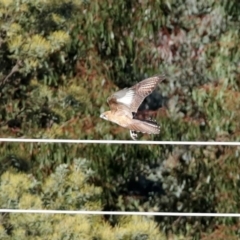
[0,0,240,239]
[0,159,166,239]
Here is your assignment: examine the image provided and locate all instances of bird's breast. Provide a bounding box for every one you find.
[108,112,132,128]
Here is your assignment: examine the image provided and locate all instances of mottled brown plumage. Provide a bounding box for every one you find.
[100,75,165,140]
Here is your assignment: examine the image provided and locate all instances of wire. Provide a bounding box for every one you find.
[0,209,239,217]
[1,138,239,217]
[0,138,240,145]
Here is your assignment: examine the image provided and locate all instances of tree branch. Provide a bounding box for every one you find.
[0,60,22,89]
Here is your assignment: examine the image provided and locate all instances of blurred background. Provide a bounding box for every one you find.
[0,0,240,239]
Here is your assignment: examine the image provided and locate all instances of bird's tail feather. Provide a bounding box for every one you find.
[128,119,160,134]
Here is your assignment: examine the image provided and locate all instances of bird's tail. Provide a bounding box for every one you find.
[128,119,160,134]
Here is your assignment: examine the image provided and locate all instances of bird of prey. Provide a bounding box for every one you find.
[100,75,165,140]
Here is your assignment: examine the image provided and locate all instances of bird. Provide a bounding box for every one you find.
[100,75,165,140]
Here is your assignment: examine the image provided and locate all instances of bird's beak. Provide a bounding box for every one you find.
[100,112,108,120]
[100,113,105,119]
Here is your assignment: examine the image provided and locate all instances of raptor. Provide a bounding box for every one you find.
[100,75,165,140]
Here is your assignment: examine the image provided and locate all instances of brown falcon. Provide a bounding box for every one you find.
[100,75,165,140]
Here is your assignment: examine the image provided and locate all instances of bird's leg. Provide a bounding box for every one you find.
[130,130,138,140]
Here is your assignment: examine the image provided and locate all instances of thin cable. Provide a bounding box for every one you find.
[0,138,240,145]
[0,209,239,217]
[1,139,239,218]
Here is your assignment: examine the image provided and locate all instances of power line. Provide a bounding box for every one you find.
[0,209,239,217]
[1,138,239,218]
[0,138,240,145]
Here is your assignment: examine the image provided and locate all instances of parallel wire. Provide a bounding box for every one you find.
[0,138,240,145]
[0,209,239,217]
[1,138,239,217]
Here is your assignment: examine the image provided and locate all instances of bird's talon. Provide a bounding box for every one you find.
[130,130,138,140]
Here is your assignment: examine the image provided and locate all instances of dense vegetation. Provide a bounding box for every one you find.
[0,0,240,239]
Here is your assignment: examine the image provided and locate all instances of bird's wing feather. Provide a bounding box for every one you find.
[108,75,165,113]
[107,96,131,114]
[129,75,165,112]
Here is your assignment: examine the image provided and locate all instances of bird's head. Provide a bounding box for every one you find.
[100,111,111,120]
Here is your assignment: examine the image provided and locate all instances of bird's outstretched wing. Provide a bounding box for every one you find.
[108,75,165,113]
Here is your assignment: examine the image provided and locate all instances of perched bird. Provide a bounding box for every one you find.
[100,75,165,140]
